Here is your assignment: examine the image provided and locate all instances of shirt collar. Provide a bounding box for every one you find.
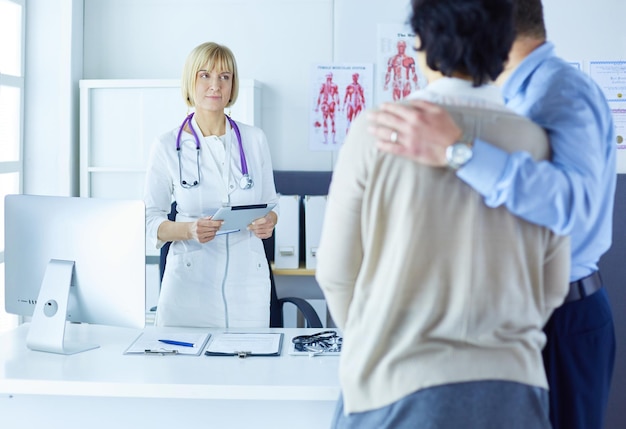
[501,41,555,102]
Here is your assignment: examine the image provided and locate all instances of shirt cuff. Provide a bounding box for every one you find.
[457,138,509,197]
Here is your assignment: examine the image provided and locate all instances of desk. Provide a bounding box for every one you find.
[0,324,340,429]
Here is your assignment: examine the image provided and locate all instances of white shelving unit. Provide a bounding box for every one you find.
[79,78,262,200]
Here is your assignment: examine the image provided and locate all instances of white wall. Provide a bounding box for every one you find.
[24,0,83,196]
[82,0,340,173]
[543,0,626,61]
[24,0,626,195]
[77,0,415,172]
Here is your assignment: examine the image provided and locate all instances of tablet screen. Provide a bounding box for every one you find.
[212,203,276,234]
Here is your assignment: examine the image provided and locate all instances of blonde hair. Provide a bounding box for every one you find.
[181,42,239,108]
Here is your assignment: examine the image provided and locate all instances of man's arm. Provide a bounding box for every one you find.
[369,100,460,168]
[369,95,613,237]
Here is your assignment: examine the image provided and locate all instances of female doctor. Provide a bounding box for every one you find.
[144,42,279,328]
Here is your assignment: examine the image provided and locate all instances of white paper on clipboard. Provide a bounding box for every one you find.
[212,203,276,235]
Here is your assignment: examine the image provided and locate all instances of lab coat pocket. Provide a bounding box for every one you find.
[166,248,207,285]
[248,238,269,276]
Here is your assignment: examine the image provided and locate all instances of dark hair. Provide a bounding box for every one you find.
[512,0,547,39]
[410,0,515,86]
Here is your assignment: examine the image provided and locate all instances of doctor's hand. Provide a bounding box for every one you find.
[248,211,278,240]
[189,217,223,244]
[368,100,462,167]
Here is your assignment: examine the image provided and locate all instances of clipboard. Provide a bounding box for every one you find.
[204,333,283,358]
[124,331,211,356]
[212,203,276,235]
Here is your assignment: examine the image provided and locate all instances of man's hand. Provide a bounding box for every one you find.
[367,100,462,167]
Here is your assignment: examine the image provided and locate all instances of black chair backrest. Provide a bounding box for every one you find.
[158,201,177,282]
[265,170,333,264]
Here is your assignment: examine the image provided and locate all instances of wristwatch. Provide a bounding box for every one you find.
[445,139,474,170]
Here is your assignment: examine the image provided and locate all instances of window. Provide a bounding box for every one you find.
[0,0,25,332]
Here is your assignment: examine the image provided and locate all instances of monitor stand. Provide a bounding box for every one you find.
[26,259,100,355]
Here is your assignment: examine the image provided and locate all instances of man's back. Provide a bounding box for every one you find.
[502,42,615,279]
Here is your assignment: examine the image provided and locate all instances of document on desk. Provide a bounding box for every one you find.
[204,333,284,357]
[124,331,211,356]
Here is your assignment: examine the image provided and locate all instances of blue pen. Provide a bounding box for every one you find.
[158,339,194,347]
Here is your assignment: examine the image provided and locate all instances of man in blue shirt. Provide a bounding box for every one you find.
[367,1,616,428]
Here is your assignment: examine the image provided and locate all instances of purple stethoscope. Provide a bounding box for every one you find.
[175,112,253,190]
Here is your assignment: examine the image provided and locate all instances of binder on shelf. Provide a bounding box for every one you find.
[304,195,327,270]
[274,194,300,269]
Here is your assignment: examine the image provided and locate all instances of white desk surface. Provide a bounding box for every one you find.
[0,323,340,401]
[0,324,341,429]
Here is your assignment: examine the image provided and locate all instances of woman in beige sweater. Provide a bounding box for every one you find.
[315,0,569,427]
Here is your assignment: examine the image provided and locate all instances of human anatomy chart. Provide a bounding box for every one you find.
[309,63,373,151]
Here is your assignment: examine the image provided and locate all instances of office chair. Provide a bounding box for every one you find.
[156,202,323,328]
[265,239,323,328]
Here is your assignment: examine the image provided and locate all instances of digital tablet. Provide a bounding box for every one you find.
[212,203,276,234]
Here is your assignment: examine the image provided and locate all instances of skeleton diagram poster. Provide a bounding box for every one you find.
[376,23,427,105]
[309,63,374,151]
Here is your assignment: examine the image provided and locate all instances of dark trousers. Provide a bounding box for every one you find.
[543,287,616,429]
[331,381,550,429]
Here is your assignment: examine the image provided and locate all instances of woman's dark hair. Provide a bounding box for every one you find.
[410,0,515,86]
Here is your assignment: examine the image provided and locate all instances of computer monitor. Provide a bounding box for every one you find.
[4,194,146,354]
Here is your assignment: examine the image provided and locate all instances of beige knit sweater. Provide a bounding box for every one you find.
[316,78,570,414]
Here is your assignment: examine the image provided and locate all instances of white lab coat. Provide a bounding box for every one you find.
[144,115,279,327]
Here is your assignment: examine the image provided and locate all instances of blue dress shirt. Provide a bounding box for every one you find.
[458,42,616,282]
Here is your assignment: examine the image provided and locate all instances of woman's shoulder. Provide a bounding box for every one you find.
[155,127,178,144]
[230,119,258,131]
[147,127,178,157]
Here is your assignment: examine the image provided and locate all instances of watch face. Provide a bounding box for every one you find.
[447,142,473,169]
[454,144,472,162]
